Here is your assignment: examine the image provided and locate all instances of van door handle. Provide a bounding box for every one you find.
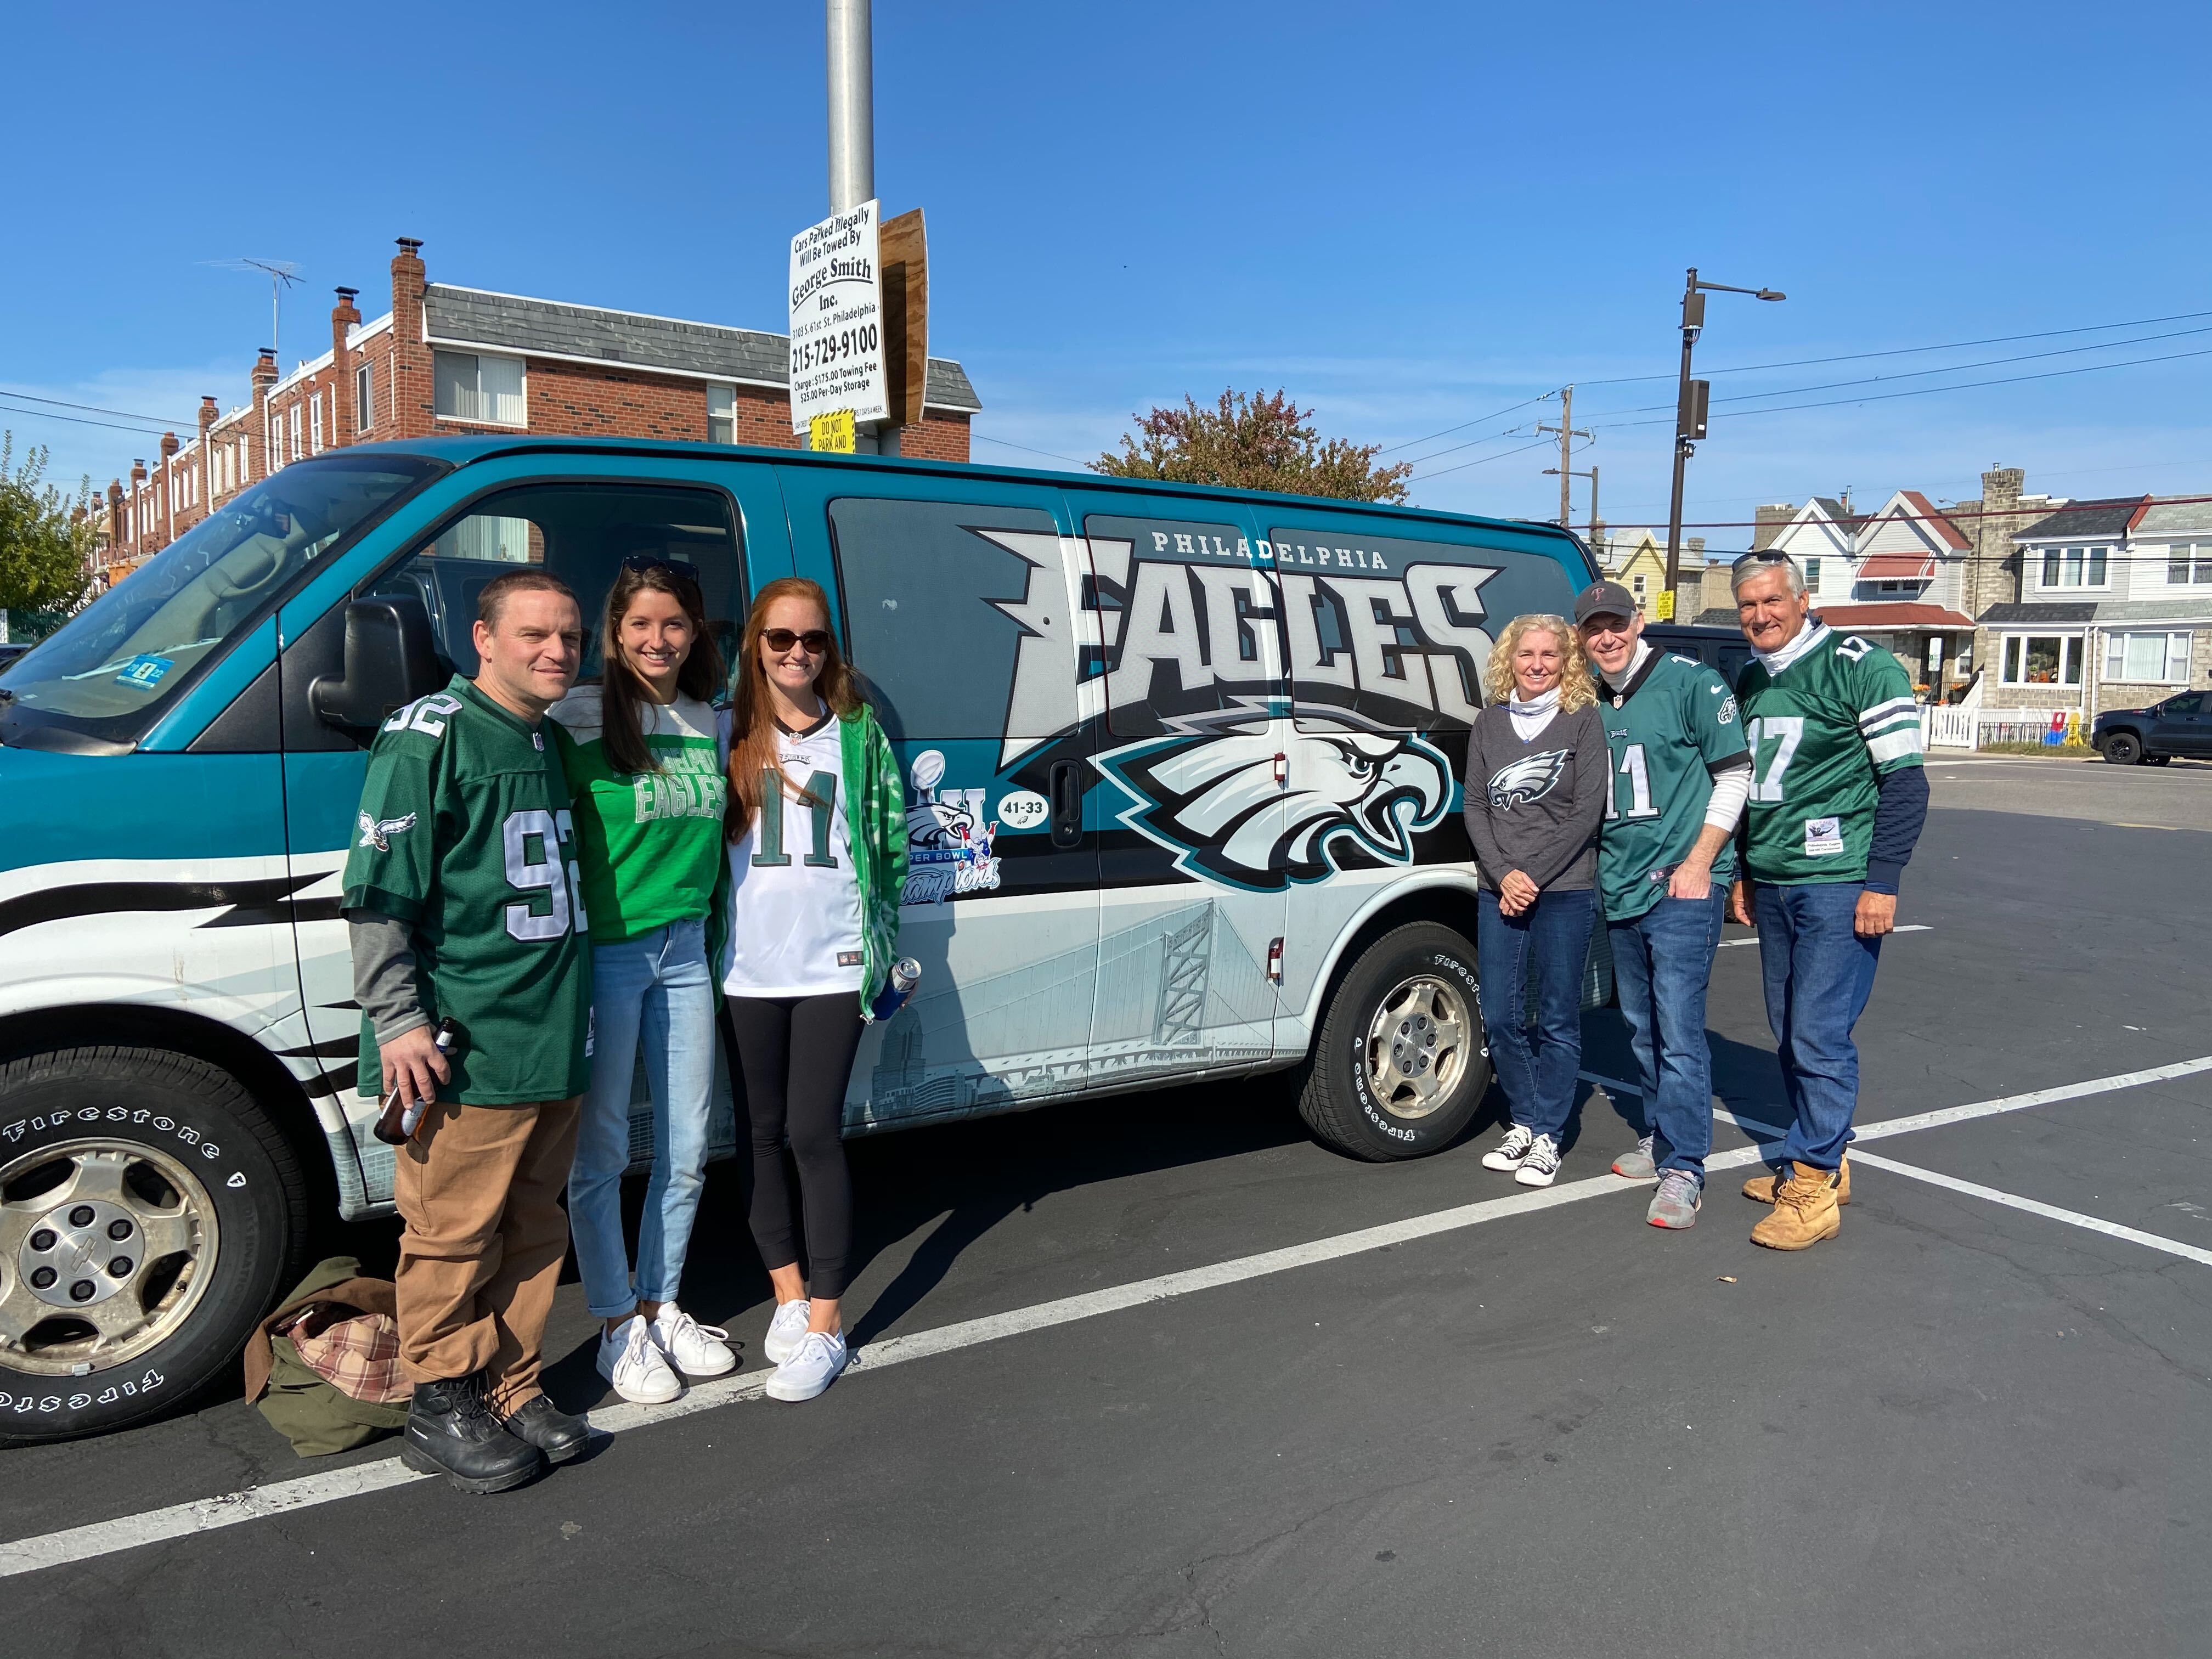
[1048,759,1085,849]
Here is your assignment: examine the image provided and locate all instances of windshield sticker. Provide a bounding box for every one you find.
[113,655,174,692]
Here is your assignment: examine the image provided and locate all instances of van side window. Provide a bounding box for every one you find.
[1267,527,1564,734]
[827,496,1061,743]
[366,484,743,681]
[1081,514,1282,737]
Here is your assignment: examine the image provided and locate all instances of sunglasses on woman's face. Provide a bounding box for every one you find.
[623,553,701,584]
[760,628,831,654]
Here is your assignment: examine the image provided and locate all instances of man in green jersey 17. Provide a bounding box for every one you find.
[1726,552,1929,1251]
[343,568,595,1493]
[1575,582,1753,1231]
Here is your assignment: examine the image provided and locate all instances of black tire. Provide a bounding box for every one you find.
[0,1047,308,1444]
[2102,731,2143,765]
[1296,922,1492,1161]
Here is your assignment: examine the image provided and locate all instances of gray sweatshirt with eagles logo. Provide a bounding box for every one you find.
[1459,701,1609,895]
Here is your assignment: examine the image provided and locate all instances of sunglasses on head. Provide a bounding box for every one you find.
[760,628,832,654]
[1731,550,1795,573]
[623,553,701,585]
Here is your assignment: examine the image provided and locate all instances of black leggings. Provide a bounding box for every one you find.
[727,992,864,1300]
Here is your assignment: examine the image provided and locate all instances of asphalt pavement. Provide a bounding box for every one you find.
[6,764,2210,1658]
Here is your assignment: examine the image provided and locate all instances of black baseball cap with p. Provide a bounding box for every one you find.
[1572,580,1639,627]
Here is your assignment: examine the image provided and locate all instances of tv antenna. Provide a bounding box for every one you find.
[207,258,302,359]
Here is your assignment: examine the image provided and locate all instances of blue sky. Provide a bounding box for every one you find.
[7,1,2209,548]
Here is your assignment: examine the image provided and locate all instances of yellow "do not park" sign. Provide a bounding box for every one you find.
[809,410,857,454]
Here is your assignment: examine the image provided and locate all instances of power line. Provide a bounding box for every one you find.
[1569,306,2212,387]
[1377,392,1553,457]
[1582,345,2212,433]
[1389,422,1542,470]
[972,431,1090,467]
[1408,436,1556,484]
[0,391,199,426]
[0,403,182,438]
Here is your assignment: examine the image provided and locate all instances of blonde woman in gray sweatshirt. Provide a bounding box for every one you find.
[1462,613,1609,1187]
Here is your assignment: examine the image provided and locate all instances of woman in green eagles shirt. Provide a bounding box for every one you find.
[551,558,738,1407]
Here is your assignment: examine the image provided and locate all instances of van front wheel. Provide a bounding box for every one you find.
[0,1047,306,1444]
[1297,922,1492,1161]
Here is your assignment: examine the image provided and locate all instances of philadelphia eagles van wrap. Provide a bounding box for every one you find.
[0,437,1595,1442]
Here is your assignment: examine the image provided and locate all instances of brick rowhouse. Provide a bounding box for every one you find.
[101,236,982,575]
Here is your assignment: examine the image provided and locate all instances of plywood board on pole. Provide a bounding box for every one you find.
[879,208,929,432]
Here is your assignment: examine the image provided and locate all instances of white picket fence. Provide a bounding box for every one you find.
[1919,706,2076,751]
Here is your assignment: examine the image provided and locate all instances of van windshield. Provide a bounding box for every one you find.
[0,454,440,747]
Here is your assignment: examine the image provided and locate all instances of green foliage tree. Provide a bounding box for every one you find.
[0,435,97,621]
[1093,389,1414,503]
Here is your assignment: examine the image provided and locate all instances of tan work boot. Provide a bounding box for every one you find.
[1750,1162,1843,1250]
[1743,1153,1850,1205]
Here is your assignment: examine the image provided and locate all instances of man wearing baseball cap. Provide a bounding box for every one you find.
[1575,581,1752,1229]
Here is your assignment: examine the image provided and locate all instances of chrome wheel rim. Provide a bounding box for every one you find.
[1363,974,1472,1120]
[0,1139,219,1376]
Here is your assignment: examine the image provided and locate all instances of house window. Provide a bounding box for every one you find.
[707,384,737,444]
[2036,546,2109,590]
[310,393,325,454]
[2002,634,2082,686]
[1804,557,1821,589]
[357,363,374,431]
[1632,573,1646,596]
[2165,543,2212,585]
[289,403,302,462]
[433,351,526,425]
[2103,631,2193,685]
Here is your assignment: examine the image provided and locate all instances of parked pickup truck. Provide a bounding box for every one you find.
[2092,692,2210,764]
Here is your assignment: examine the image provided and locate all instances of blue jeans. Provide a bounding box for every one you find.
[1754,882,1882,1171]
[1476,886,1596,1142]
[1607,889,1727,1180]
[568,918,718,1319]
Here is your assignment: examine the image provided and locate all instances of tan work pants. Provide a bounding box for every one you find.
[392,1096,580,1413]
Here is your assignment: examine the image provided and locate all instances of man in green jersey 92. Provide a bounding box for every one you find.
[1727,552,1929,1251]
[343,568,595,1493]
[1575,581,1753,1231]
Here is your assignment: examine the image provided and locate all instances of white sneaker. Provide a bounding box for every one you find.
[1514,1132,1562,1187]
[651,1301,736,1378]
[597,1313,681,1405]
[765,1329,848,1402]
[1482,1125,1536,1171]
[763,1299,812,1365]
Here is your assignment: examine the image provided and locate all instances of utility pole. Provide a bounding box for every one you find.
[1536,386,1589,528]
[823,0,887,453]
[1663,267,1785,595]
[1544,460,1598,538]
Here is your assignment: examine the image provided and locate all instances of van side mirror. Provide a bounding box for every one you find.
[311,596,444,729]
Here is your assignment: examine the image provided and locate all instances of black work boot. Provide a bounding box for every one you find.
[503,1394,590,1464]
[400,1372,545,1494]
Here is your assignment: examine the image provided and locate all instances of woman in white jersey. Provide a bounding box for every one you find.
[721,577,907,1403]
[551,557,737,1405]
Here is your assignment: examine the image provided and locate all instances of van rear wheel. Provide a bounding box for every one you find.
[0,1047,307,1444]
[1297,922,1491,1161]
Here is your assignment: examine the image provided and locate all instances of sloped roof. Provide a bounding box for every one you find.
[1898,491,1970,550]
[2132,498,2212,538]
[1816,602,1973,629]
[1979,601,2096,625]
[422,284,983,411]
[2013,496,2148,542]
[1807,496,1867,532]
[1858,552,1936,581]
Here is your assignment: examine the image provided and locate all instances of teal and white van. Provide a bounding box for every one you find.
[0,437,1602,1440]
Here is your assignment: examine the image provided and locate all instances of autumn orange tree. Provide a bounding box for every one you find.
[1093,389,1412,503]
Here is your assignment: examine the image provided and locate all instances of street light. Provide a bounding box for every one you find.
[1663,267,1785,598]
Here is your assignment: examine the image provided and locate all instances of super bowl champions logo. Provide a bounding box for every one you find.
[889,520,1549,898]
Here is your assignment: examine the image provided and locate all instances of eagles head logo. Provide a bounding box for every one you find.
[1486,748,1571,811]
[1094,701,1452,893]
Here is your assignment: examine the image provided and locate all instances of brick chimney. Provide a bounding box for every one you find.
[158,432,180,547]
[106,480,124,565]
[1968,465,2028,616]
[330,286,363,447]
[389,238,430,439]
[196,397,218,507]
[1752,503,1796,551]
[129,459,148,558]
[250,348,279,478]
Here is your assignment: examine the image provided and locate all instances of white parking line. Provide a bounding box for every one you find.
[9,1052,2210,1582]
[1716,924,1932,949]
[0,1170,1658,1581]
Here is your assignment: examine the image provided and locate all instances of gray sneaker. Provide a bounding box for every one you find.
[1612,1134,1657,1180]
[1646,1170,1703,1229]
